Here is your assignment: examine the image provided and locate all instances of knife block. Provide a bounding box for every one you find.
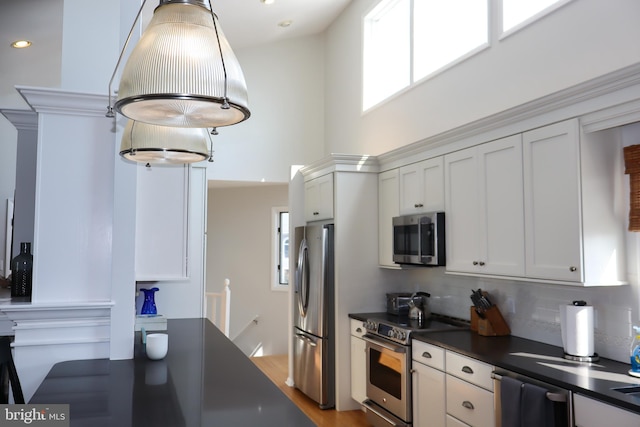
[470,306,511,336]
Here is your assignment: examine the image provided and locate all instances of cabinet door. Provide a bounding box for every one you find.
[523,120,582,281]
[477,135,525,276]
[413,361,446,427]
[445,136,525,276]
[378,169,400,268]
[445,148,481,273]
[574,394,640,427]
[399,157,444,215]
[305,174,334,221]
[350,335,367,404]
[135,164,189,281]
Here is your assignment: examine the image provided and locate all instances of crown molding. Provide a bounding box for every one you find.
[16,86,110,118]
[377,62,640,170]
[299,153,380,180]
[0,109,38,131]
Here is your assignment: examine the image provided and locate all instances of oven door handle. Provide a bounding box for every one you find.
[362,400,406,427]
[363,335,407,353]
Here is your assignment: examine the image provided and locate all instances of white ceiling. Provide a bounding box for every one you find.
[0,0,351,110]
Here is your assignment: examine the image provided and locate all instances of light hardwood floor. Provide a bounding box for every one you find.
[251,354,370,427]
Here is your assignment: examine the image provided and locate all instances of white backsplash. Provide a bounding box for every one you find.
[397,267,636,363]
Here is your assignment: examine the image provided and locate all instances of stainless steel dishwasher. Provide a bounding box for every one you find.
[492,368,573,427]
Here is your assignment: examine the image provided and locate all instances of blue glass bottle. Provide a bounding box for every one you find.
[140,287,159,315]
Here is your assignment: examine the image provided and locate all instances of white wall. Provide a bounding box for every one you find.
[324,0,640,156]
[205,35,325,183]
[206,184,289,355]
[0,119,17,277]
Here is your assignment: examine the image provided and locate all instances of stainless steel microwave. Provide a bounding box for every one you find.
[392,212,445,266]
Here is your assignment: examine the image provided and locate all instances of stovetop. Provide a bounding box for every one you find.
[360,312,469,345]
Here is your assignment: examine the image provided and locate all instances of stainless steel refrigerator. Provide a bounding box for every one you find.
[293,223,335,409]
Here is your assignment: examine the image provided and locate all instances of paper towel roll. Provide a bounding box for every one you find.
[560,303,594,357]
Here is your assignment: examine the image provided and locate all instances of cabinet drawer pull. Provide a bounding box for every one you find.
[462,400,474,410]
[461,366,474,374]
[569,266,577,272]
[479,261,485,266]
[472,261,478,266]
[421,351,432,359]
[313,211,319,216]
[414,203,424,208]
[356,328,362,333]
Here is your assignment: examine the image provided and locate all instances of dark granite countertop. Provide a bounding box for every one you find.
[30,318,314,427]
[350,312,640,415]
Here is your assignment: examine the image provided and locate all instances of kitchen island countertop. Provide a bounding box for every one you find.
[30,318,314,427]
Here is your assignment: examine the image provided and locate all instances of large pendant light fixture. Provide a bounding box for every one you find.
[114,0,250,128]
[120,120,211,164]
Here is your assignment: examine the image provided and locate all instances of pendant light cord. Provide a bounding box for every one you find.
[106,0,149,118]
[208,0,230,110]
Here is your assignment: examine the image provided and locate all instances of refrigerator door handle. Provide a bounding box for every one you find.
[296,238,309,317]
[295,332,318,347]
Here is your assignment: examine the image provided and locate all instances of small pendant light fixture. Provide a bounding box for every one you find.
[120,121,210,164]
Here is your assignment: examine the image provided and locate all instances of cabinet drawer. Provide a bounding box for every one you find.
[446,352,493,391]
[412,340,445,370]
[446,375,494,427]
[350,319,366,337]
[574,394,640,427]
[446,414,470,427]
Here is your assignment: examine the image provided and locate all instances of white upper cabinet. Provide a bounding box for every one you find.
[445,135,525,276]
[135,164,189,281]
[378,169,400,268]
[399,157,445,215]
[523,119,626,285]
[523,120,581,281]
[304,173,334,221]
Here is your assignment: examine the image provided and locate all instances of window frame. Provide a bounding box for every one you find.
[271,206,290,292]
[362,0,572,112]
[500,0,574,40]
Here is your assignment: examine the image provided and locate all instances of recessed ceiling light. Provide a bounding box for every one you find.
[11,40,32,49]
[278,20,292,28]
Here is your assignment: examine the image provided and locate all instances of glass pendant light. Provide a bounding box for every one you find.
[114,0,250,128]
[120,120,210,164]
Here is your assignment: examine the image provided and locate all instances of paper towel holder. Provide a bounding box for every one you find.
[563,352,599,363]
[562,300,600,363]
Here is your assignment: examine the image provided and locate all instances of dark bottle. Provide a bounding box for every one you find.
[11,242,33,298]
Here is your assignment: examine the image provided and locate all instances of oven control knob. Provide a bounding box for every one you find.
[387,330,394,338]
[398,331,406,341]
[366,321,376,331]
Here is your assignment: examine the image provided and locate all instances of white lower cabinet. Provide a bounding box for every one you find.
[350,319,367,404]
[574,394,640,427]
[412,341,446,427]
[446,414,470,427]
[412,341,494,427]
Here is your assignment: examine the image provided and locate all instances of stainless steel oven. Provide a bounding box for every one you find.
[363,334,412,427]
[361,314,469,427]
